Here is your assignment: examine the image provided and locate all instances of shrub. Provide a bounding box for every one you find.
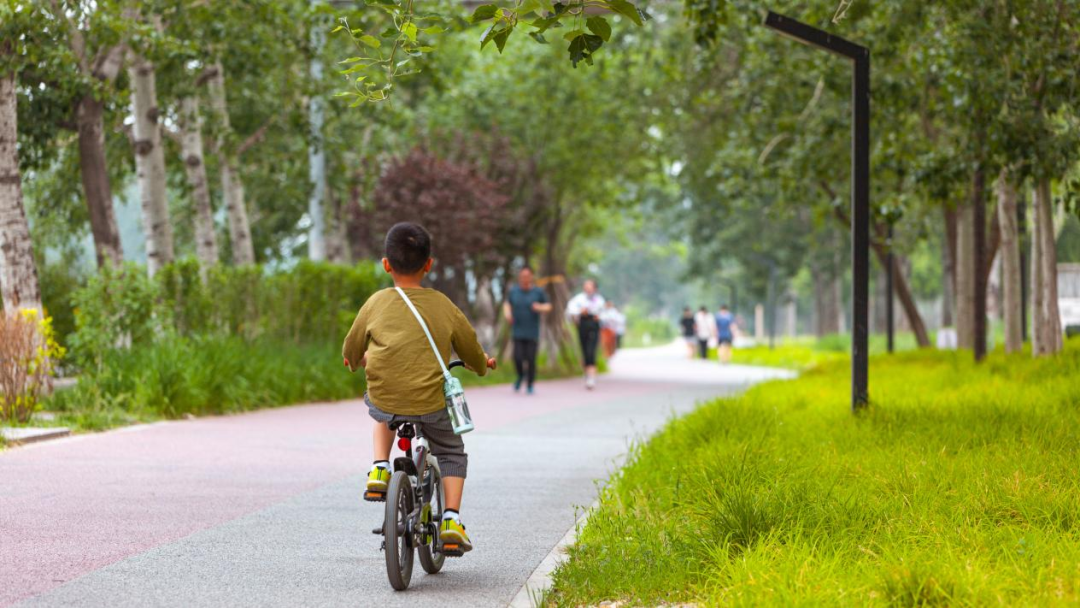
[0,309,65,423]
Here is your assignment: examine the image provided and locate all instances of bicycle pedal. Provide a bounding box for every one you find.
[371,527,383,535]
[441,544,465,557]
[363,491,386,502]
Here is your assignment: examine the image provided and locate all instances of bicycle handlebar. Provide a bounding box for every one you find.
[448,359,465,370]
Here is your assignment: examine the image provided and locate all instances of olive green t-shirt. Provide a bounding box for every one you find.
[342,287,488,415]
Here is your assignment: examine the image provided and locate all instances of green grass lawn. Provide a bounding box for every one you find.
[725,332,934,369]
[548,340,1080,606]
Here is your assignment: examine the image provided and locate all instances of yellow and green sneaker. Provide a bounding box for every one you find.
[363,465,391,501]
[439,517,473,553]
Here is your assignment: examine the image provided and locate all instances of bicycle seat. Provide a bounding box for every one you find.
[388,421,416,438]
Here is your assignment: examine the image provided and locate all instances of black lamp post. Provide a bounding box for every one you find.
[764,11,871,412]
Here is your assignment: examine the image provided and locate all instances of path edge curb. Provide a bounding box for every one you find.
[507,501,597,608]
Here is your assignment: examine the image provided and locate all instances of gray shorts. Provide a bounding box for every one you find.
[365,394,468,479]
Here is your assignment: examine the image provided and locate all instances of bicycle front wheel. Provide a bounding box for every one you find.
[418,466,445,574]
[384,471,414,591]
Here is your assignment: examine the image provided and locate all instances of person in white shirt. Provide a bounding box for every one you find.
[693,305,716,359]
[566,279,606,389]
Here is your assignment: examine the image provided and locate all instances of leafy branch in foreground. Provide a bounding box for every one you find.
[335,0,648,105]
[333,0,447,105]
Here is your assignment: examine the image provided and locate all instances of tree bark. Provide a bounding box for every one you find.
[129,52,174,275]
[1032,178,1062,355]
[812,264,841,337]
[996,170,1023,353]
[307,4,327,261]
[942,206,957,328]
[207,61,255,266]
[0,69,41,312]
[52,4,126,268]
[972,168,988,360]
[76,95,123,267]
[822,183,930,347]
[324,190,350,264]
[870,232,931,348]
[955,197,976,350]
[179,95,219,268]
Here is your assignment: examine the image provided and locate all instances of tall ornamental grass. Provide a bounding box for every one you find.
[44,259,388,427]
[550,341,1080,607]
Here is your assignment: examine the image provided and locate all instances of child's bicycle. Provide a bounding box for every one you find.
[366,360,467,591]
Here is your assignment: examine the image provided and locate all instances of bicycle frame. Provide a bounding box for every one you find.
[389,423,443,551]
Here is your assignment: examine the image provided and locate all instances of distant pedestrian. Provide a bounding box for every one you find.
[694,306,715,359]
[503,267,552,394]
[612,304,627,350]
[600,301,620,359]
[714,304,737,364]
[680,307,696,358]
[566,279,605,389]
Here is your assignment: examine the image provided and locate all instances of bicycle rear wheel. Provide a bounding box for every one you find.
[418,466,445,574]
[384,471,414,590]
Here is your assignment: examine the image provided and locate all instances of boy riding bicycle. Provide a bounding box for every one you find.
[342,222,496,553]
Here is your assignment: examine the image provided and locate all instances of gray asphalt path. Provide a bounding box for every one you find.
[11,343,790,607]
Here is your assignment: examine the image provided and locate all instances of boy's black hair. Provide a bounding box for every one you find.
[384,222,432,274]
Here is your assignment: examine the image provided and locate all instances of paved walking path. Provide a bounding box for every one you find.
[0,343,791,608]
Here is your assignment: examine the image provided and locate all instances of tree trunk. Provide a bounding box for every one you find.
[324,190,350,264]
[179,95,219,268]
[207,61,255,266]
[955,198,976,350]
[869,238,930,348]
[307,4,327,261]
[996,170,1023,353]
[825,198,930,347]
[1032,178,1062,356]
[972,168,988,361]
[0,70,41,312]
[76,95,123,267]
[942,206,957,328]
[129,53,174,275]
[812,265,841,337]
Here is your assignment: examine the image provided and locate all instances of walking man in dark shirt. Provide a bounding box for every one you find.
[503,267,552,394]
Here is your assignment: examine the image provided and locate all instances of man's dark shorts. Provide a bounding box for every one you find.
[365,393,468,478]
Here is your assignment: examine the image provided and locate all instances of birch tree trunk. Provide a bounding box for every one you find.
[996,171,1023,353]
[179,95,219,268]
[1032,178,1062,355]
[129,52,174,275]
[955,198,976,350]
[307,1,327,261]
[0,70,41,312]
[207,61,255,266]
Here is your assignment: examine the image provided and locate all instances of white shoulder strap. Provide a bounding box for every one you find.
[395,287,453,382]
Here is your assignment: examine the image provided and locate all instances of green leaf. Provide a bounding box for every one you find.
[339,63,369,75]
[563,28,584,41]
[480,25,496,48]
[586,16,611,41]
[402,22,418,42]
[330,25,345,33]
[381,27,398,38]
[339,57,365,64]
[493,28,512,53]
[567,34,587,67]
[349,97,366,108]
[605,0,643,26]
[416,46,436,52]
[359,35,381,48]
[529,31,548,44]
[471,4,499,22]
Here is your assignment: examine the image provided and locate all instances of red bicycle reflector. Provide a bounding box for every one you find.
[397,437,411,452]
